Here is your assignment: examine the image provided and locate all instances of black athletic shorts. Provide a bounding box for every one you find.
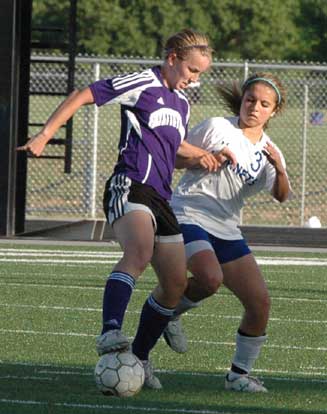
[103,173,183,243]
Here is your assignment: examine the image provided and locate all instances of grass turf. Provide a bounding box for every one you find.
[0,242,326,414]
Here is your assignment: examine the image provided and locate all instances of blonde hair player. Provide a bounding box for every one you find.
[17,29,230,390]
[163,72,290,392]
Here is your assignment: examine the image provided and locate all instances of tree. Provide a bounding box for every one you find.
[31,0,326,62]
[190,0,302,61]
[294,0,327,63]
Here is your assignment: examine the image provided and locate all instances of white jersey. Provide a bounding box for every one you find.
[171,116,287,240]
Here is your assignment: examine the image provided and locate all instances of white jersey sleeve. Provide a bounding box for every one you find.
[187,117,231,153]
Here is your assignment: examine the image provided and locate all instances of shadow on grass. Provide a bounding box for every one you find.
[1,363,327,414]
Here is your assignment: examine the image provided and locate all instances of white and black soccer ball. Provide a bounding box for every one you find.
[94,351,145,397]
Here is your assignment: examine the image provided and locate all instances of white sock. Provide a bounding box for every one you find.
[173,295,201,318]
[229,332,267,379]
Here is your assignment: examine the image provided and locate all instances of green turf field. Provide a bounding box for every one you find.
[0,242,326,414]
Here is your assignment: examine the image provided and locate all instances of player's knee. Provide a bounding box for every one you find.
[201,271,222,296]
[158,274,187,306]
[260,292,271,315]
[173,274,188,295]
[248,292,271,318]
[122,248,152,274]
[135,253,152,273]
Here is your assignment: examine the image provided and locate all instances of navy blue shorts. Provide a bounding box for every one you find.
[180,223,251,264]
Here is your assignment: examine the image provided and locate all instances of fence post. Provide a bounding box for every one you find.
[90,62,100,218]
[243,60,249,81]
[300,84,309,226]
[239,61,249,226]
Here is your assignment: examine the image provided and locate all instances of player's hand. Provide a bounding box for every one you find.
[198,152,220,172]
[262,142,284,173]
[213,146,237,168]
[16,133,48,157]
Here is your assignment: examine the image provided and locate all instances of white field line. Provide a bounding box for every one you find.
[1,281,327,305]
[2,271,327,289]
[0,266,325,281]
[2,270,327,288]
[3,361,327,382]
[258,258,327,266]
[0,248,123,256]
[6,360,327,378]
[0,328,326,352]
[0,271,104,279]
[0,399,239,414]
[0,249,327,266]
[2,365,327,385]
[0,303,102,312]
[1,303,327,325]
[1,247,327,261]
[0,257,325,266]
[37,368,327,381]
[0,375,53,381]
[4,360,327,378]
[266,279,327,286]
[0,258,119,264]
[0,281,103,290]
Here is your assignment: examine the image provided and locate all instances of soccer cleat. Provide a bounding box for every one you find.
[96,329,130,355]
[142,360,162,389]
[163,318,188,353]
[225,374,268,392]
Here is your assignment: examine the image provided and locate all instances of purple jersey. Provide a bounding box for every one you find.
[89,66,190,200]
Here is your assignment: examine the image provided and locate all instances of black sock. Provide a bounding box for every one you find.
[231,363,248,375]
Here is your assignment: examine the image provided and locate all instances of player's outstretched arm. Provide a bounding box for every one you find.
[17,87,94,157]
[176,140,220,172]
[263,142,290,202]
[176,142,237,172]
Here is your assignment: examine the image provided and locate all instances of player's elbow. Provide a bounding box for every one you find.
[273,191,289,203]
[69,87,94,105]
[175,157,186,169]
[276,195,287,203]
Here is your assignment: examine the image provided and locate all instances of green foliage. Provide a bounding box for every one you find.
[31,0,326,62]
[185,0,302,60]
[294,0,327,63]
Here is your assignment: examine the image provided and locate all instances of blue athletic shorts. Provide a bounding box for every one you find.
[180,223,251,264]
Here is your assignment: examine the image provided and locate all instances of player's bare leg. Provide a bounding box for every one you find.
[163,249,223,353]
[132,240,188,388]
[222,253,269,392]
[97,211,155,355]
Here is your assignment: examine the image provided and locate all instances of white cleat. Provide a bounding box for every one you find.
[163,318,188,354]
[225,374,268,392]
[96,329,130,355]
[142,360,162,389]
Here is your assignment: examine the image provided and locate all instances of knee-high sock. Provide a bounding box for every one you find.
[173,295,201,318]
[101,271,135,334]
[231,331,267,375]
[132,295,175,361]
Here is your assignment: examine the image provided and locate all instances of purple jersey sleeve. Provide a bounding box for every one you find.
[89,70,155,107]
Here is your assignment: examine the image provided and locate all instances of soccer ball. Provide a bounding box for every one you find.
[94,351,145,397]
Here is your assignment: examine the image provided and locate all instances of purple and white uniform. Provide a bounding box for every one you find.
[89,66,190,201]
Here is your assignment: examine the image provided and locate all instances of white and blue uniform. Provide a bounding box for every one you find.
[171,116,287,261]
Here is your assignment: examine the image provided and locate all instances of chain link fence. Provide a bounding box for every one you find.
[27,55,327,227]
